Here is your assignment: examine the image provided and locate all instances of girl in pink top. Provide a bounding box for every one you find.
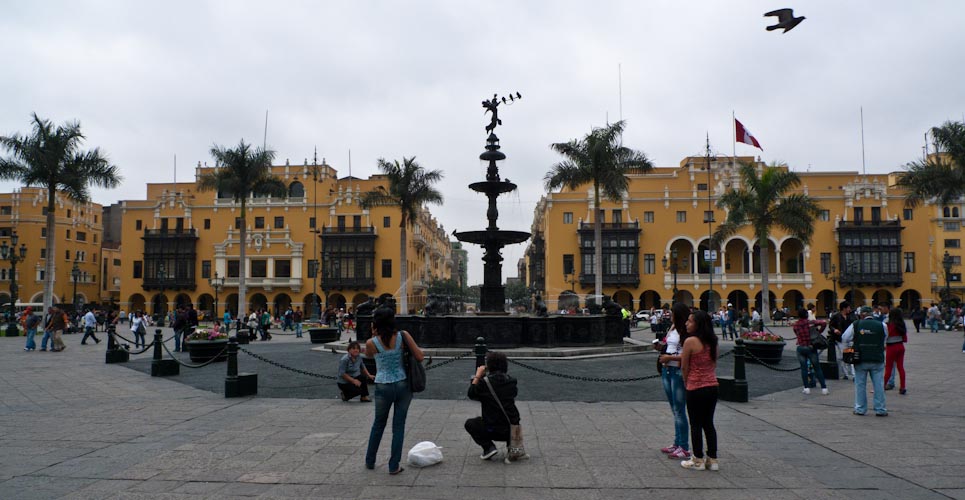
[680,310,719,471]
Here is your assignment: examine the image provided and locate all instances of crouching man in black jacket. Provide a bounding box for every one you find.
[465,352,520,461]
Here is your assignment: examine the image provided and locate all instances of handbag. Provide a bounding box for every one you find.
[483,376,529,463]
[402,332,426,393]
[842,346,861,364]
[809,323,829,350]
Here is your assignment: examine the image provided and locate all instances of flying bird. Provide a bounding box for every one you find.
[515,92,522,99]
[501,97,507,104]
[764,8,805,33]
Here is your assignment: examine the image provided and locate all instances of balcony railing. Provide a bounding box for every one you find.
[664,272,814,287]
[578,221,640,230]
[222,277,304,291]
[321,277,376,290]
[322,226,376,234]
[143,228,199,237]
[837,220,901,228]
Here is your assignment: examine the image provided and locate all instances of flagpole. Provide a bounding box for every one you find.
[732,111,737,166]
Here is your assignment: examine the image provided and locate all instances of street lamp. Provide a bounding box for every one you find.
[942,250,954,306]
[71,259,81,316]
[311,161,322,321]
[1,231,27,336]
[662,247,679,305]
[210,271,225,319]
[824,263,838,313]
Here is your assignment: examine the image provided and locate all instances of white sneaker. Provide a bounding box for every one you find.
[706,457,719,471]
[681,456,705,470]
[821,388,829,395]
[802,387,811,395]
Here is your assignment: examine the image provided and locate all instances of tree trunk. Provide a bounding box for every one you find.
[759,237,770,326]
[594,184,603,305]
[399,224,408,314]
[43,187,56,315]
[237,199,247,325]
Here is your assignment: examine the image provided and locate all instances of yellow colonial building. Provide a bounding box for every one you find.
[0,187,105,308]
[117,160,452,319]
[526,155,956,316]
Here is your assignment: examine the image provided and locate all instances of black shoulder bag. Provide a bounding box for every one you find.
[402,332,426,393]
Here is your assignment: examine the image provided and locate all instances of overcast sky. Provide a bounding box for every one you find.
[3,1,964,285]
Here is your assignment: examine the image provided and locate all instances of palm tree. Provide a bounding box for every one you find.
[360,157,443,314]
[197,140,286,323]
[713,162,821,324]
[545,120,653,302]
[897,120,965,207]
[0,113,120,314]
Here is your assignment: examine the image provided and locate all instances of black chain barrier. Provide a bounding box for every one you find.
[160,341,230,369]
[238,345,339,380]
[425,351,473,370]
[741,347,801,371]
[507,358,662,383]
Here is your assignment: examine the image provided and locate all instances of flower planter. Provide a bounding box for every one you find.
[186,339,228,363]
[309,327,340,344]
[743,340,786,365]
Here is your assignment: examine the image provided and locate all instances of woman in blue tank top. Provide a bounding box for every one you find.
[364,306,424,474]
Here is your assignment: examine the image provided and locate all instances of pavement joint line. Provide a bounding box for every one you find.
[722,401,956,499]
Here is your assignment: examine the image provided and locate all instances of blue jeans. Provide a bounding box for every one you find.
[174,329,182,351]
[25,327,37,350]
[366,380,413,472]
[928,318,938,333]
[796,346,826,389]
[853,361,886,415]
[40,330,52,350]
[295,322,303,338]
[661,366,689,450]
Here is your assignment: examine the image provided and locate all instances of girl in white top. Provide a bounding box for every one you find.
[657,302,694,460]
[130,311,147,348]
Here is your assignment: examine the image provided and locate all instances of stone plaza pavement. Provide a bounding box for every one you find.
[1,324,963,499]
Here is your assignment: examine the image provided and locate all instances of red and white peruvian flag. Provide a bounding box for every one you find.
[735,118,763,150]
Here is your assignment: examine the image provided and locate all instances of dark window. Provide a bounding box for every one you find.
[274,216,284,229]
[93,234,97,243]
[703,211,715,223]
[676,211,687,223]
[275,259,291,278]
[254,217,265,229]
[66,230,71,239]
[819,210,830,221]
[563,254,574,275]
[644,254,655,274]
[176,218,184,230]
[381,259,392,278]
[854,207,864,223]
[235,217,242,229]
[201,260,211,279]
[135,220,142,230]
[42,207,48,215]
[94,215,98,223]
[41,227,46,237]
[160,219,168,231]
[288,181,305,198]
[67,209,71,218]
[383,216,391,228]
[0,206,10,215]
[251,260,267,278]
[697,183,708,191]
[309,217,316,229]
[945,239,961,248]
[612,210,622,224]
[40,248,46,258]
[76,231,87,242]
[337,216,346,229]
[871,207,881,222]
[353,215,362,228]
[65,250,70,260]
[308,259,318,277]
[904,252,915,273]
[644,211,654,223]
[563,212,573,224]
[820,253,831,274]
[204,219,211,229]
[133,261,143,279]
[227,260,240,278]
[113,258,121,266]
[903,208,913,221]
[944,207,951,218]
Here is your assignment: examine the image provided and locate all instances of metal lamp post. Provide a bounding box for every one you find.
[210,271,224,319]
[71,260,81,317]
[662,247,679,304]
[1,231,27,336]
[847,261,857,308]
[942,250,954,306]
[824,263,838,313]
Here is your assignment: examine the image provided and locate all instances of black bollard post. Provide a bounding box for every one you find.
[475,336,488,368]
[104,324,129,364]
[821,338,839,380]
[718,339,748,403]
[225,336,257,398]
[151,328,179,376]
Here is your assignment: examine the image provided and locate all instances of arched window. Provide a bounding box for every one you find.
[217,189,233,199]
[944,207,951,217]
[288,181,305,198]
[954,207,960,218]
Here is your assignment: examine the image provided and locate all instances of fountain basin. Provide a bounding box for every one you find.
[454,230,531,246]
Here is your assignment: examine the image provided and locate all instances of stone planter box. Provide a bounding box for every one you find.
[186,339,228,363]
[309,327,340,344]
[743,340,786,365]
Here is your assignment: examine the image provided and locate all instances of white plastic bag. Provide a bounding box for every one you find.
[407,441,444,467]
